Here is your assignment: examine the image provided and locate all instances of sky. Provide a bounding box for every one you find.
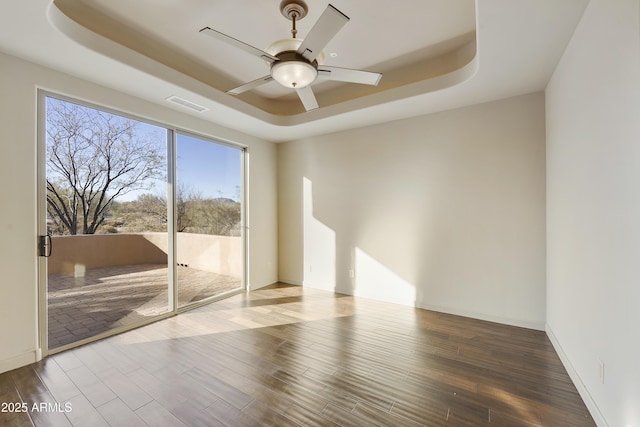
[175,133,242,201]
[111,121,242,202]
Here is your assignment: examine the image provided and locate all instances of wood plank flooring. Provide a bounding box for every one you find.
[0,284,595,426]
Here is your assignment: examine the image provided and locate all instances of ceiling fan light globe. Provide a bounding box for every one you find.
[271,60,317,88]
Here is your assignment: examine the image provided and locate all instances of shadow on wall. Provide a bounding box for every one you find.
[300,169,519,320]
[353,247,416,305]
[302,176,417,305]
[302,177,336,290]
[284,94,547,330]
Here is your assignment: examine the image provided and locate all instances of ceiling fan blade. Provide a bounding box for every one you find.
[296,86,319,111]
[317,66,383,86]
[226,75,274,95]
[297,4,349,62]
[200,27,279,63]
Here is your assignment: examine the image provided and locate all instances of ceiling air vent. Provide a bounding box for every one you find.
[165,95,208,113]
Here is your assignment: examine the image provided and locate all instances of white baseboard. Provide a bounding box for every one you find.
[279,279,544,330]
[416,302,545,331]
[0,350,40,374]
[277,278,302,286]
[333,282,546,331]
[545,324,608,427]
[249,281,281,291]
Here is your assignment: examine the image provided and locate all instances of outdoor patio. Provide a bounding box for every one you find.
[47,263,241,349]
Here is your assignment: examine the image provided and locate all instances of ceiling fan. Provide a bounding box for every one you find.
[199,0,383,111]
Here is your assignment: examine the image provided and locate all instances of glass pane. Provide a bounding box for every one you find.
[45,97,170,350]
[175,133,243,307]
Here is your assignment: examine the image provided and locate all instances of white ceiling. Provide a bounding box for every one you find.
[0,0,589,142]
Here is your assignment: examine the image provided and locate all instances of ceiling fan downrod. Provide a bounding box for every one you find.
[280,0,308,38]
[291,13,298,38]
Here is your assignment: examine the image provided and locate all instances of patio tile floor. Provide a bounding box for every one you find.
[47,263,241,349]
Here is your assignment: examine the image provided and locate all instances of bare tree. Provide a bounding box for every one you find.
[124,185,197,233]
[46,98,165,235]
[180,196,241,236]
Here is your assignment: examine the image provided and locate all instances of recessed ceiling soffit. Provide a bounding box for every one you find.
[51,0,476,117]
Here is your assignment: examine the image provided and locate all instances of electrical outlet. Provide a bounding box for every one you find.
[598,359,605,384]
[349,269,355,278]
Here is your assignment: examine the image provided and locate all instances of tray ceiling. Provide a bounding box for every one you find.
[53,0,477,115]
[0,1,590,141]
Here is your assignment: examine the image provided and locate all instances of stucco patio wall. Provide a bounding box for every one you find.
[48,233,241,277]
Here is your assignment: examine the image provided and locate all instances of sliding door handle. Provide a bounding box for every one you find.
[38,234,53,257]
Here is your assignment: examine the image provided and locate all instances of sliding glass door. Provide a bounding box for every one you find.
[175,133,244,308]
[39,93,245,353]
[43,96,171,350]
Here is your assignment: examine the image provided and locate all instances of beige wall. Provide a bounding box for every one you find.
[176,233,242,277]
[0,51,278,373]
[545,0,640,425]
[279,92,547,329]
[47,234,167,275]
[48,233,242,277]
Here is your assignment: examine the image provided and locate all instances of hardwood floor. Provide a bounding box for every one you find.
[0,284,595,426]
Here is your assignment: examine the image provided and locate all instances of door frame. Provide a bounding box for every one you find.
[36,90,248,356]
[173,129,248,312]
